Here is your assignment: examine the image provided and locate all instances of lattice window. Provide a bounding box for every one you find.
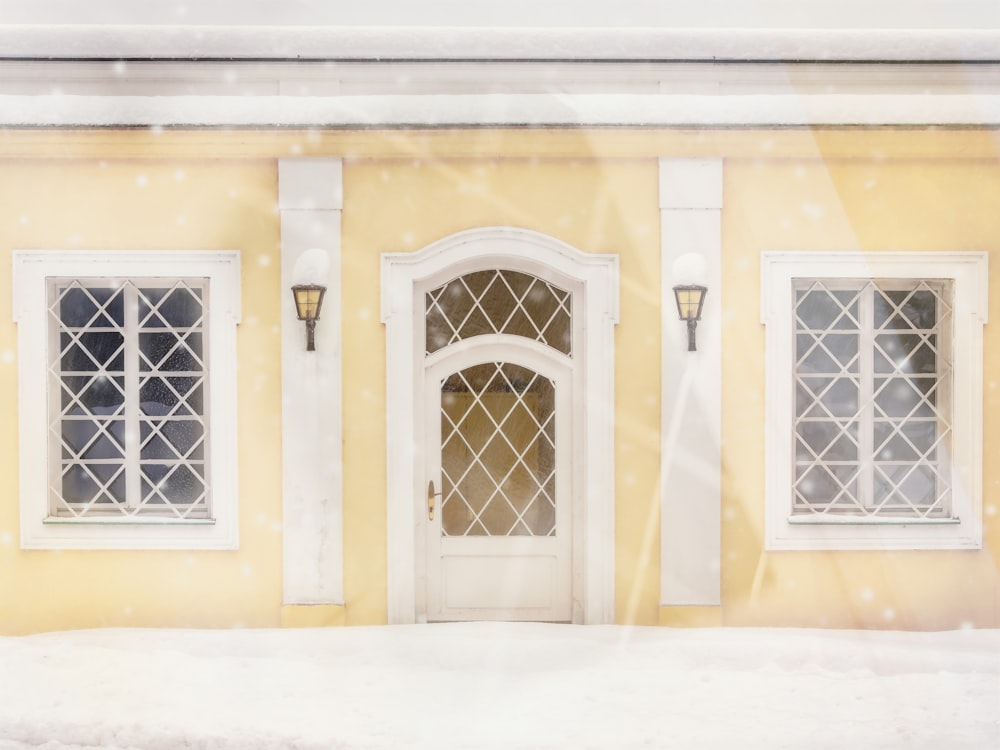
[425,270,572,355]
[49,278,210,520]
[440,363,557,537]
[793,279,952,519]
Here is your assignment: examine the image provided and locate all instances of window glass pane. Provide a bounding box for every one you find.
[794,380,820,419]
[61,375,126,415]
[875,289,938,330]
[154,419,204,458]
[141,464,206,506]
[875,333,936,374]
[792,279,951,520]
[440,362,557,537]
[139,377,179,416]
[795,465,857,506]
[819,379,859,418]
[796,336,841,373]
[874,378,935,418]
[796,288,855,330]
[49,277,210,520]
[152,285,203,328]
[818,333,859,369]
[140,332,179,370]
[60,463,126,506]
[140,333,202,372]
[79,430,126,461]
[61,331,124,372]
[426,270,572,355]
[796,421,858,462]
[137,287,169,328]
[58,287,98,327]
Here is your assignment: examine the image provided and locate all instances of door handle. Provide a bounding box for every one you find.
[427,480,441,521]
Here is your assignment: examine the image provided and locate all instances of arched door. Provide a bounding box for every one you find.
[382,227,619,625]
[420,268,574,620]
[424,340,572,621]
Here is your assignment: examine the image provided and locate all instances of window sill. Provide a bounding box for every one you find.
[787,516,960,526]
[768,518,980,551]
[25,515,235,550]
[44,517,216,526]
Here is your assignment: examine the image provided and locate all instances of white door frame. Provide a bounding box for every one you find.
[381,226,619,624]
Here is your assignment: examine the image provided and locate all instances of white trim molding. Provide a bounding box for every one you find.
[659,158,723,606]
[2,93,999,128]
[11,250,241,550]
[761,251,988,550]
[279,158,345,605]
[382,227,619,624]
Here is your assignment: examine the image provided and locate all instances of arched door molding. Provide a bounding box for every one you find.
[381,227,618,623]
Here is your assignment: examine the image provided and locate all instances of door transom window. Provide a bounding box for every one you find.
[425,270,572,355]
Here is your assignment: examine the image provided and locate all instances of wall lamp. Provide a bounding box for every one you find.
[291,284,327,351]
[672,284,707,352]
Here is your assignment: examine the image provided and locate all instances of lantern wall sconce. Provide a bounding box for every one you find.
[291,284,327,351]
[672,284,707,352]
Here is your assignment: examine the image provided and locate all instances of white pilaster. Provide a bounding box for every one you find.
[660,158,722,607]
[279,158,344,604]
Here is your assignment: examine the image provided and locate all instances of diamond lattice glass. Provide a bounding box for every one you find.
[440,363,557,537]
[793,279,952,518]
[49,279,209,519]
[426,270,572,355]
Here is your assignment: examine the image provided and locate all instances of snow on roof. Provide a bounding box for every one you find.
[0,26,998,62]
[0,622,996,749]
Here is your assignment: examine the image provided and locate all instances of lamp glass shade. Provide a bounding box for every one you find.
[673,285,707,321]
[292,284,326,321]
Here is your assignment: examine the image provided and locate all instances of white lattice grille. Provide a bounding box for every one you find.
[49,279,209,519]
[440,363,557,536]
[793,279,953,518]
[426,270,572,355]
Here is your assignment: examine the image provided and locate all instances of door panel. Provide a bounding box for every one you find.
[443,547,557,610]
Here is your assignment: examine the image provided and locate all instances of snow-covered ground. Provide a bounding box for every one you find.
[0,623,996,749]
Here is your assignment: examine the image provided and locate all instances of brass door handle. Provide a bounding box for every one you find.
[427,480,441,521]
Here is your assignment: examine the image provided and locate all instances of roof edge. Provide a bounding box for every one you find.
[1,26,999,63]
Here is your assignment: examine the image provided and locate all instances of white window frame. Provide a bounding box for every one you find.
[761,251,987,550]
[12,250,241,550]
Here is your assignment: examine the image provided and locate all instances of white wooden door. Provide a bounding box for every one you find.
[423,341,572,621]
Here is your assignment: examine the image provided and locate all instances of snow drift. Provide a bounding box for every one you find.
[0,623,996,749]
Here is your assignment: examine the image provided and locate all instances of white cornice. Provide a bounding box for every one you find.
[1,93,999,127]
[2,28,998,127]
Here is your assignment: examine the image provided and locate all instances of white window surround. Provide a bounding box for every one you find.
[761,251,987,551]
[382,227,619,624]
[12,250,241,550]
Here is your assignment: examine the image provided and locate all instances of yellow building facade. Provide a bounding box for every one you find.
[1,22,998,634]
[0,125,996,634]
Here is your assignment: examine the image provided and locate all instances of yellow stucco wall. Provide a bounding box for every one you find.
[0,129,997,633]
[718,155,1000,629]
[0,158,284,633]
